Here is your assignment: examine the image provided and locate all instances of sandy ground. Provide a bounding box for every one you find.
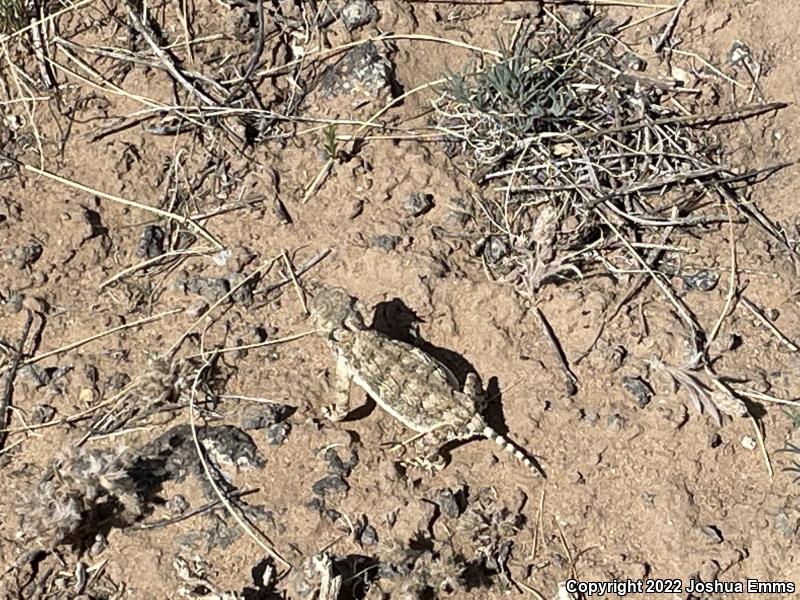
[0,1,799,598]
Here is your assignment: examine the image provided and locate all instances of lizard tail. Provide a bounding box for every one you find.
[477,420,546,479]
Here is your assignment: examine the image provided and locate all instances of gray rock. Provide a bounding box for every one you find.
[483,237,509,263]
[682,269,719,291]
[699,525,723,544]
[227,273,255,306]
[359,523,379,545]
[318,42,395,102]
[186,276,230,303]
[167,494,190,515]
[3,241,42,268]
[774,510,799,538]
[324,446,359,476]
[31,404,56,424]
[622,376,654,408]
[4,290,23,313]
[606,413,626,431]
[107,371,131,391]
[240,403,293,430]
[312,474,349,497]
[265,422,291,446]
[371,234,402,252]
[436,488,463,518]
[404,192,434,217]
[341,0,378,31]
[135,225,166,259]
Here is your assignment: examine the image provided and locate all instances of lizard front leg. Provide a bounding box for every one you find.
[322,354,353,422]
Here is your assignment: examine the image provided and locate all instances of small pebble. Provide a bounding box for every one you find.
[699,525,723,544]
[4,290,23,313]
[3,242,43,269]
[312,474,349,497]
[265,422,291,446]
[682,269,719,292]
[107,372,131,390]
[273,199,292,225]
[606,413,626,431]
[741,435,757,450]
[135,225,166,259]
[773,510,799,538]
[186,276,230,303]
[483,237,509,262]
[167,494,190,515]
[341,0,378,30]
[359,524,379,545]
[89,534,108,557]
[30,404,56,424]
[403,192,434,217]
[371,234,402,252]
[324,446,359,476]
[240,403,292,430]
[708,432,722,449]
[436,488,462,518]
[699,559,721,582]
[622,376,653,408]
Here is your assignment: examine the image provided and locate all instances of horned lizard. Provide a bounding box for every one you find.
[309,286,544,478]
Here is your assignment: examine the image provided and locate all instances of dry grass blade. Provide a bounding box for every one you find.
[0,310,33,451]
[188,354,292,570]
[649,358,722,426]
[0,154,224,249]
[23,309,182,366]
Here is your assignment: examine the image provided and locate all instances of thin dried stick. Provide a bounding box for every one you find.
[99,247,215,289]
[706,199,738,350]
[749,413,773,479]
[186,330,316,360]
[532,306,577,394]
[282,250,309,315]
[740,296,800,352]
[24,309,182,366]
[167,255,281,355]
[0,0,93,44]
[188,355,292,570]
[652,0,689,53]
[122,0,219,107]
[0,311,33,451]
[0,154,223,249]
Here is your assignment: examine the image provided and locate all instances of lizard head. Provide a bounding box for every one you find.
[309,286,366,339]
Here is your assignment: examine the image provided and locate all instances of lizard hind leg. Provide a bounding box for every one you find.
[322,355,353,422]
[404,426,452,474]
[464,372,488,413]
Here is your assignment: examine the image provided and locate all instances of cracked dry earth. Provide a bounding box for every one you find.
[1,1,800,599]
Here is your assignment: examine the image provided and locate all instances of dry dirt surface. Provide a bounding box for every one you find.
[1,1,799,599]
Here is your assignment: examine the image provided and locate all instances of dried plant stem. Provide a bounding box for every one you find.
[282,250,309,314]
[186,330,316,360]
[188,355,292,570]
[749,413,773,479]
[122,0,219,107]
[0,155,223,249]
[596,208,702,343]
[24,309,182,366]
[0,311,33,451]
[706,200,738,350]
[740,296,800,352]
[99,248,216,289]
[167,255,281,355]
